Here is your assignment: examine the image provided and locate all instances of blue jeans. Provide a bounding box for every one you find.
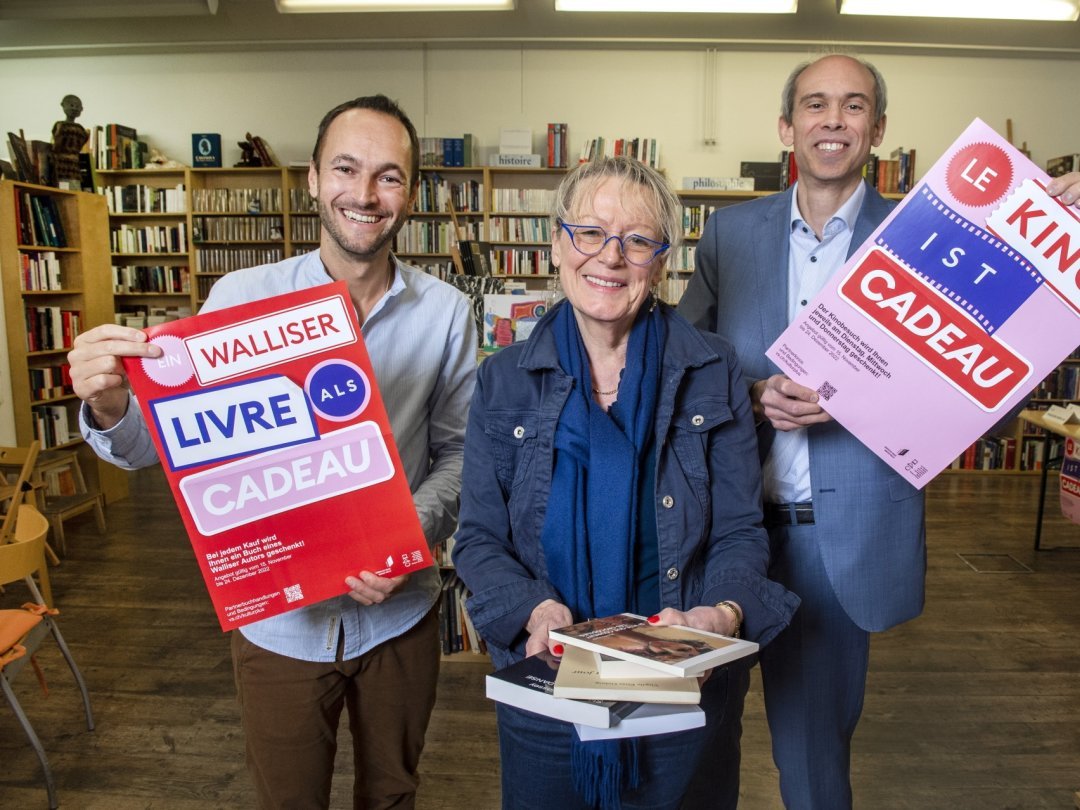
[497,666,740,810]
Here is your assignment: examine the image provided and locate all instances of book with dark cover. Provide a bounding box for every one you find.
[485,650,639,729]
[549,613,758,678]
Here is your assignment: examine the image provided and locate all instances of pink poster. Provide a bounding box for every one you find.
[1061,437,1080,526]
[122,281,431,630]
[767,118,1080,488]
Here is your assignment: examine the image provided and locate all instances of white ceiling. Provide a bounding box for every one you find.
[1,0,1078,59]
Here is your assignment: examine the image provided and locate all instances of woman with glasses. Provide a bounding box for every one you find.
[452,156,798,810]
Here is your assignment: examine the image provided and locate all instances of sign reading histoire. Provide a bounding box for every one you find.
[767,118,1080,488]
[122,281,431,630]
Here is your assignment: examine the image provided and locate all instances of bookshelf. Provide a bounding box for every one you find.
[0,180,128,503]
[96,167,193,329]
[97,167,326,315]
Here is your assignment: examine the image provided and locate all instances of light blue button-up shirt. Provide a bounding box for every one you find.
[763,182,866,505]
[81,250,477,661]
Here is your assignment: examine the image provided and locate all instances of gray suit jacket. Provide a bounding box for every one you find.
[679,183,925,633]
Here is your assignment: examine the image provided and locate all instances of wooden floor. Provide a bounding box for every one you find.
[1,467,1077,809]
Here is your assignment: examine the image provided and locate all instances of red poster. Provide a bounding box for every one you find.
[122,281,431,630]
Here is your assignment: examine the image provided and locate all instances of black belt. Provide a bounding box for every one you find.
[764,501,815,527]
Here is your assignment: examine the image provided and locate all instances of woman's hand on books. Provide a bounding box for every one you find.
[525,598,573,658]
[648,605,740,638]
[69,324,163,430]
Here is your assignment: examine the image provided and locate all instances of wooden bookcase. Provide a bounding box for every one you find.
[0,180,128,503]
[96,167,320,315]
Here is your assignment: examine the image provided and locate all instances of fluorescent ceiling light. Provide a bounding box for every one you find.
[0,0,218,17]
[276,0,513,11]
[555,0,796,10]
[838,0,1079,21]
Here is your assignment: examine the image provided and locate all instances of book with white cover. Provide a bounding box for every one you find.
[485,650,639,729]
[549,612,758,678]
[553,644,701,704]
[1042,403,1080,425]
[575,702,706,741]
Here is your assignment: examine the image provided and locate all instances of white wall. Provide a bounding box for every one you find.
[2,47,1077,180]
[0,46,1077,445]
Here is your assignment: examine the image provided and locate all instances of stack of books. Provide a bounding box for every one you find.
[486,612,757,739]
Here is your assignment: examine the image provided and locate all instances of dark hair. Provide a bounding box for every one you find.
[780,53,887,126]
[311,94,420,189]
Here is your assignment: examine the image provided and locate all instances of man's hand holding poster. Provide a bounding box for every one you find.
[123,281,431,630]
[767,118,1080,488]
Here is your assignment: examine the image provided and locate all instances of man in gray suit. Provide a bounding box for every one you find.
[679,53,1080,808]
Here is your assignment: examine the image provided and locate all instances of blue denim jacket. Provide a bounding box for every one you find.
[452,302,799,669]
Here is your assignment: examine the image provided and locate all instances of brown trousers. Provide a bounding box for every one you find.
[231,607,441,810]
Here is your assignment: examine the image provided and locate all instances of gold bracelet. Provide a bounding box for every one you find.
[715,600,742,638]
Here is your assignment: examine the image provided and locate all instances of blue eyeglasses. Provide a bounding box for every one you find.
[558,220,669,267]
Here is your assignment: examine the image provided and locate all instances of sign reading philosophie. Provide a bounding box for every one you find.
[767,118,1080,488]
[123,282,431,630]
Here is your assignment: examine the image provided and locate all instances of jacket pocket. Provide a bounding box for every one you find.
[484,411,539,490]
[669,398,734,481]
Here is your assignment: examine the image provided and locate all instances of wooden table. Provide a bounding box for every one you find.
[1019,408,1080,550]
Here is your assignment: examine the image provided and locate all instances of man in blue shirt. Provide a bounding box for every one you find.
[68,95,477,809]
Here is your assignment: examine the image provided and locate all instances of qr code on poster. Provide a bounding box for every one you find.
[817,381,837,401]
[284,584,304,603]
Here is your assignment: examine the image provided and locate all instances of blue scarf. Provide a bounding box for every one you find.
[540,299,665,809]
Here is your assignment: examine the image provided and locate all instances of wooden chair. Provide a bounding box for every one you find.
[0,504,94,810]
[30,449,107,557]
[0,441,40,545]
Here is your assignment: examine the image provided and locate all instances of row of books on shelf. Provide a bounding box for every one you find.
[94,123,147,171]
[28,363,71,402]
[547,123,570,170]
[1029,363,1080,401]
[288,187,317,214]
[194,246,284,275]
[24,306,80,352]
[419,135,477,168]
[114,305,192,329]
[491,247,551,276]
[31,403,76,450]
[492,187,558,214]
[682,203,718,238]
[190,187,283,214]
[114,264,191,295]
[14,191,67,248]
[98,182,187,214]
[578,136,661,170]
[291,218,320,242]
[18,250,63,292]
[438,570,486,656]
[415,175,483,214]
[950,432,1068,472]
[192,215,283,243]
[111,223,188,255]
[487,613,755,737]
[865,147,917,194]
[488,215,552,243]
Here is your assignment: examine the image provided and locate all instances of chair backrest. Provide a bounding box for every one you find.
[0,506,49,595]
[0,442,41,543]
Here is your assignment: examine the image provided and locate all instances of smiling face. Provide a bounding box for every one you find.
[778,55,886,196]
[308,108,415,268]
[551,176,664,337]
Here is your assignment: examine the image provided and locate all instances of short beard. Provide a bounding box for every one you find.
[318,199,405,260]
